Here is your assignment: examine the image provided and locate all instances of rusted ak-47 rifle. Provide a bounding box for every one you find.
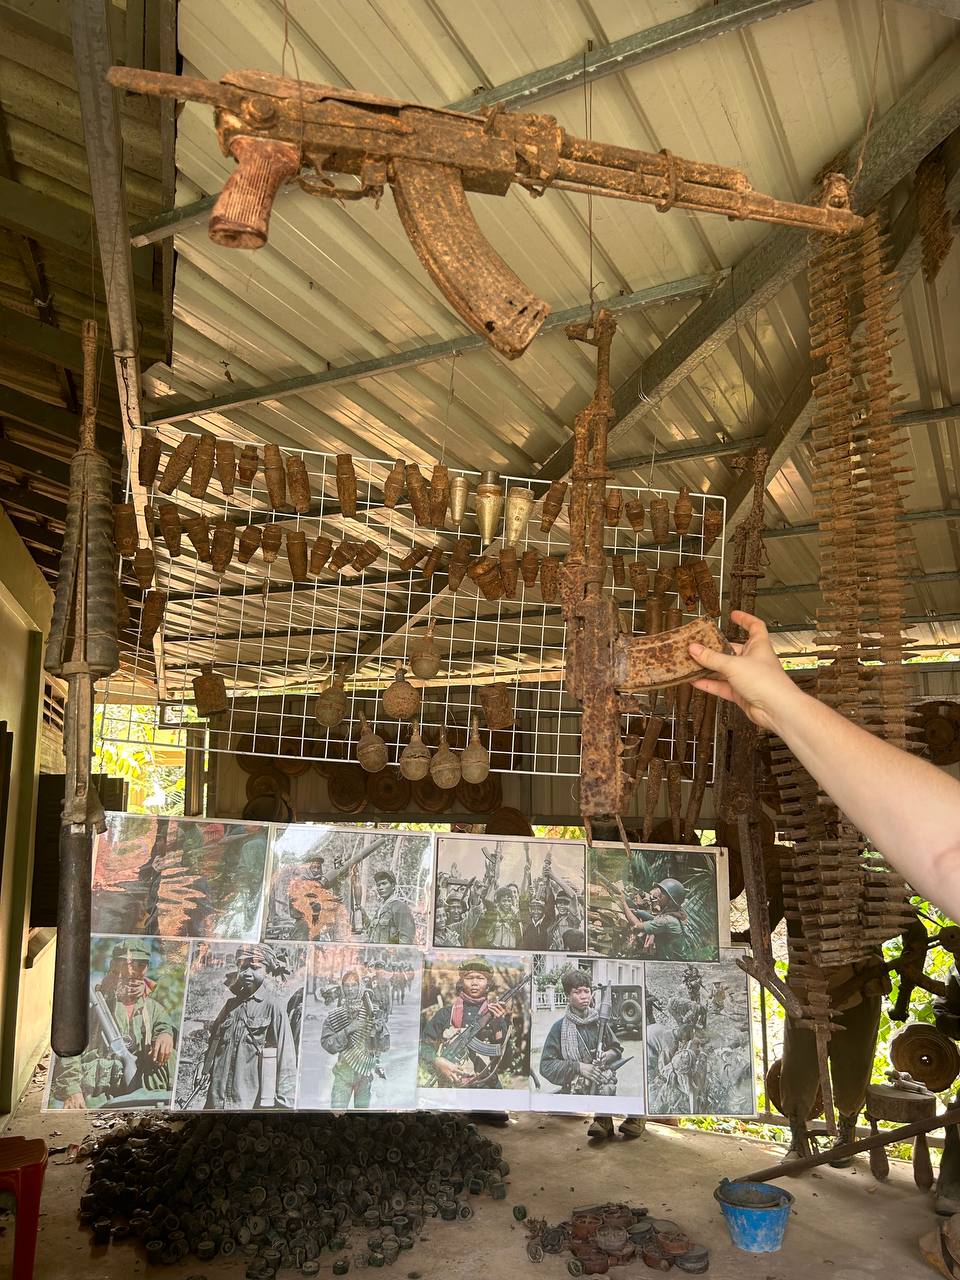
[108,67,861,359]
[559,309,732,833]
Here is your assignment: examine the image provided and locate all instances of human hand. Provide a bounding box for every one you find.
[435,1057,467,1085]
[688,611,797,732]
[487,1001,507,1019]
[151,1032,174,1066]
[63,1092,86,1109]
[601,1048,619,1066]
[578,1063,600,1084]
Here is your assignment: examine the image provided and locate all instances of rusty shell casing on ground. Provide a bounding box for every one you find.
[158,433,199,494]
[193,662,228,717]
[643,755,665,841]
[286,529,308,581]
[499,546,519,595]
[675,565,698,611]
[502,486,535,547]
[310,533,334,573]
[157,503,182,556]
[141,589,166,643]
[605,487,623,526]
[190,433,216,499]
[624,499,645,533]
[405,464,431,525]
[448,475,469,525]
[521,547,540,588]
[352,538,381,572]
[692,559,720,615]
[211,520,237,574]
[261,523,284,564]
[398,543,429,572]
[673,486,693,536]
[428,463,449,527]
[421,546,444,579]
[475,471,504,544]
[237,442,259,484]
[215,438,236,495]
[629,560,649,597]
[447,538,473,590]
[539,556,560,602]
[650,496,670,543]
[612,553,626,586]
[264,442,287,509]
[383,458,406,509]
[183,513,211,562]
[114,503,139,557]
[539,479,567,533]
[330,537,360,570]
[237,523,262,564]
[667,762,683,841]
[138,432,162,487]
[701,505,723,553]
[336,454,358,519]
[132,547,155,590]
[287,455,312,514]
[478,682,515,730]
[469,555,504,600]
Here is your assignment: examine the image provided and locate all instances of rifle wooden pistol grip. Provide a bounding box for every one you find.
[209,136,301,249]
[391,157,549,359]
[616,616,734,691]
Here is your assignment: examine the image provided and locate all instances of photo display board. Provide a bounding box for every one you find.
[45,816,752,1119]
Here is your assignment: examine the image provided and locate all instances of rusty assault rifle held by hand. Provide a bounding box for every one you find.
[107,67,861,359]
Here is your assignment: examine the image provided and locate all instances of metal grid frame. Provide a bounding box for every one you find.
[100,429,726,780]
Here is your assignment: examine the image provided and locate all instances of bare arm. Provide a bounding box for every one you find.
[689,610,960,916]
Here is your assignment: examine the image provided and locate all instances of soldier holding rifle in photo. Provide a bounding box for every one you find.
[320,968,390,1110]
[421,956,521,1089]
[364,868,416,945]
[601,872,691,961]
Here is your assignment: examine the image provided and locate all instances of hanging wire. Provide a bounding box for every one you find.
[850,1,887,192]
[439,355,457,465]
[280,0,306,171]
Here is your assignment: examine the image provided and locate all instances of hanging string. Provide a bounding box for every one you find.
[440,355,457,465]
[280,0,306,172]
[850,1,886,192]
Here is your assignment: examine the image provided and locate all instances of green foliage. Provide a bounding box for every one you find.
[94,704,186,816]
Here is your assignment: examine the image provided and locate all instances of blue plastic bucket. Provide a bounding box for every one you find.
[713,1179,794,1253]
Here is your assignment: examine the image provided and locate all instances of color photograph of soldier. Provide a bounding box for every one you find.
[587,844,721,962]
[529,955,645,1115]
[644,957,754,1116]
[46,937,188,1111]
[173,941,306,1111]
[264,826,433,945]
[418,952,531,1097]
[91,813,269,940]
[298,946,422,1111]
[433,836,586,953]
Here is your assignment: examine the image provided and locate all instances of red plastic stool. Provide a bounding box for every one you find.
[0,1137,48,1279]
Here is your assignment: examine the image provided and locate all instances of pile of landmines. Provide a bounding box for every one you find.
[519,1201,708,1274]
[77,1111,509,1275]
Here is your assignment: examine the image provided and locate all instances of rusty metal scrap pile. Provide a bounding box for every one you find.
[77,1111,510,1274]
[776,214,917,1116]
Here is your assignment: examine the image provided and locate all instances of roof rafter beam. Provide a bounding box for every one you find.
[756,568,960,597]
[536,34,960,482]
[0,385,121,447]
[763,507,960,540]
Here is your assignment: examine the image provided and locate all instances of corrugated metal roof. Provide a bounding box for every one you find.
[121,0,960,694]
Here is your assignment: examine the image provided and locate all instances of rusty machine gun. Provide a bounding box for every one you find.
[108,67,860,359]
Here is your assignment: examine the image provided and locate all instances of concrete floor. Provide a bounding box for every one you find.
[0,1069,941,1280]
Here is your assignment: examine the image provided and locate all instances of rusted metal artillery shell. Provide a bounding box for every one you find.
[337,454,358,519]
[410,620,441,679]
[650,496,670,543]
[261,523,284,564]
[286,529,308,581]
[190,433,216,499]
[114,503,138,557]
[521,548,540,588]
[469,556,504,600]
[399,722,431,781]
[132,547,155,589]
[193,662,227,716]
[138,432,161,487]
[287,455,312,514]
[475,471,503,544]
[216,439,236,495]
[448,475,469,526]
[143,502,156,542]
[675,681,692,763]
[141,589,166,643]
[357,711,388,773]
[405,464,430,525]
[430,731,461,790]
[315,671,348,729]
[353,539,382,572]
[211,521,237,574]
[264,443,287,509]
[158,433,198,494]
[629,561,649,596]
[429,463,449,527]
[383,458,405,509]
[447,538,472,591]
[310,533,334,573]
[701,505,723,553]
[675,565,698,611]
[653,564,673,597]
[183,513,211,562]
[238,524,262,564]
[478,683,514,731]
[421,546,444,580]
[605,488,623,526]
[461,713,490,784]
[625,499,645,533]
[692,559,720,615]
[330,537,359,570]
[503,486,535,548]
[667,762,682,841]
[638,714,665,772]
[612,554,626,587]
[673,486,693,536]
[645,594,664,635]
[398,544,428,572]
[237,442,259,485]
[499,547,519,596]
[539,556,560,602]
[539,480,567,533]
[643,756,665,841]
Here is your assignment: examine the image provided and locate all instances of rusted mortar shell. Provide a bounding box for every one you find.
[539,556,560,602]
[183,513,211,562]
[521,548,540,588]
[310,533,334,573]
[211,521,237,574]
[653,564,673,596]
[612,554,626,586]
[337,454,358,519]
[287,455,312,514]
[675,565,698,611]
[158,433,198,494]
[114,503,138,557]
[132,547,155,589]
[352,539,382,572]
[478,682,514,730]
[448,475,469,525]
[190,434,216,499]
[468,556,504,600]
[237,524,262,564]
[629,561,649,596]
[649,496,670,543]
[645,594,664,635]
[383,459,405,509]
[138,432,162,487]
[264,443,287,509]
[141,589,166,643]
[261,523,283,564]
[701,505,723,553]
[673,486,693,536]
[539,480,567,533]
[157,503,182,557]
[237,443,259,485]
[330,538,360,570]
[421,547,444,580]
[429,463,449,528]
[447,538,472,591]
[624,499,645,533]
[605,488,623,526]
[499,547,519,596]
[286,529,308,581]
[398,544,429,572]
[692,559,720,615]
[193,662,227,716]
[216,439,236,495]
[405,464,430,525]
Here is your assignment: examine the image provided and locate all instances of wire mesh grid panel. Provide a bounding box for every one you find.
[100,428,726,782]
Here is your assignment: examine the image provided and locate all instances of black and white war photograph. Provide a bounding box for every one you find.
[45,936,188,1112]
[644,955,755,1117]
[298,945,422,1112]
[529,954,646,1116]
[173,941,307,1111]
[264,826,434,946]
[588,843,724,962]
[433,835,586,952]
[417,951,531,1111]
